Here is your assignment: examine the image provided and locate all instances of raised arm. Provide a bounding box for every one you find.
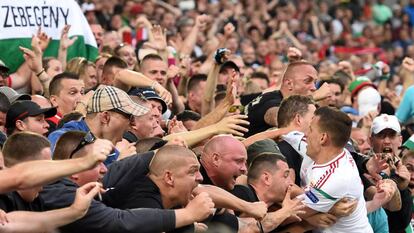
[201,60,220,116]
[0,139,112,193]
[193,73,237,130]
[19,35,52,96]
[180,15,210,56]
[242,127,291,148]
[114,69,172,104]
[0,182,101,233]
[155,0,182,17]
[193,185,267,220]
[58,25,78,71]
[163,114,249,147]
[166,65,185,114]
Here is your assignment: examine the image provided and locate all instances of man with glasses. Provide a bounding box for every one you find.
[48,85,149,164]
[369,114,413,233]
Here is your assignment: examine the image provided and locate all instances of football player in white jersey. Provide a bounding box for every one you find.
[302,107,373,233]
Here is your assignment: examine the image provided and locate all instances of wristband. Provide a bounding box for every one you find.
[380,73,390,81]
[214,48,230,64]
[36,68,45,77]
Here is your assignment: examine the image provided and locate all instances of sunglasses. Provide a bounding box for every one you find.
[228,105,245,113]
[69,131,96,158]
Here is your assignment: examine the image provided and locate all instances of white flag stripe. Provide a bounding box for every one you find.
[0,0,96,47]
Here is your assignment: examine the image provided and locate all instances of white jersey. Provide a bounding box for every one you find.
[303,149,373,233]
[281,131,313,187]
[282,131,372,232]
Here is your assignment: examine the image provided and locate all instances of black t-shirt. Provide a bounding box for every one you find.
[244,90,283,137]
[385,188,413,233]
[0,191,44,212]
[199,162,214,186]
[102,152,155,209]
[103,152,194,233]
[231,185,259,209]
[231,185,283,233]
[277,140,303,186]
[115,176,164,209]
[240,93,262,106]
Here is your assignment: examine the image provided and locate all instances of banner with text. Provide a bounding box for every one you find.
[0,0,98,72]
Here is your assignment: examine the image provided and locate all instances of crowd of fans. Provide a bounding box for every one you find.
[2,0,414,232]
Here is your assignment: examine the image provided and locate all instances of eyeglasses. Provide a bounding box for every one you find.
[228,105,245,113]
[110,109,134,121]
[69,131,96,158]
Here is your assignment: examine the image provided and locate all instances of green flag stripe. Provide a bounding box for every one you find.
[403,139,414,150]
[0,36,98,73]
[314,188,338,201]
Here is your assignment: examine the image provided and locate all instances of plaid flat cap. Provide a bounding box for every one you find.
[87,85,149,116]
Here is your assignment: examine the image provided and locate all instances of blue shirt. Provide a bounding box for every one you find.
[367,208,389,233]
[48,118,119,165]
[396,86,414,124]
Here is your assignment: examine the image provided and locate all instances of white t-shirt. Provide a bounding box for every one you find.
[283,131,372,232]
[302,149,373,233]
[281,131,313,187]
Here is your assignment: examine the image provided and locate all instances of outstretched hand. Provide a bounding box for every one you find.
[60,25,78,51]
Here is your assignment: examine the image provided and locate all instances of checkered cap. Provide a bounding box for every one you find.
[87,85,149,116]
[0,86,31,103]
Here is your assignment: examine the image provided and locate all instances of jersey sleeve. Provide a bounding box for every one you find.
[303,176,344,213]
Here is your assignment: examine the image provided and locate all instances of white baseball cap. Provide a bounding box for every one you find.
[371,114,401,135]
[358,87,381,117]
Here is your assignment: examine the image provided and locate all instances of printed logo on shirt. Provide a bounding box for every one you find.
[245,95,263,115]
[305,189,319,203]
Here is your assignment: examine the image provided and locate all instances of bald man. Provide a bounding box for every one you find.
[103,145,265,232]
[200,135,248,191]
[199,135,268,232]
[148,145,205,209]
[244,61,318,137]
[134,145,214,232]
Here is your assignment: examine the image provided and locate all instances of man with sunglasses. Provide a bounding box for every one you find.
[0,132,112,229]
[48,85,149,165]
[41,131,215,233]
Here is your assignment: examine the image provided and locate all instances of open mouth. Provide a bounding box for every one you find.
[383,147,393,153]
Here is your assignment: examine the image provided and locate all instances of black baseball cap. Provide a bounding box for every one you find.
[6,100,57,128]
[219,61,240,74]
[128,87,167,114]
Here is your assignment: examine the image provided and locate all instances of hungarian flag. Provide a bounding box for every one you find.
[0,0,98,72]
